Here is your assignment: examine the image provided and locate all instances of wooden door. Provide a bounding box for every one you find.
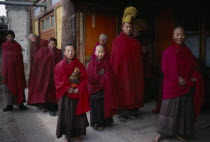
[85,14,117,61]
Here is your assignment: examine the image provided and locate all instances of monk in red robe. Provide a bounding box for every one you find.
[28,33,48,85]
[91,33,109,60]
[87,45,118,131]
[110,6,144,122]
[55,44,89,142]
[27,38,62,116]
[154,27,205,142]
[1,30,27,112]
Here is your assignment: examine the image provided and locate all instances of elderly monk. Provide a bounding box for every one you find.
[110,6,144,122]
[28,33,48,84]
[92,33,109,60]
[154,27,205,142]
[1,30,27,112]
[28,38,62,116]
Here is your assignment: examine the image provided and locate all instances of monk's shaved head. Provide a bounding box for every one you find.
[173,27,185,35]
[28,33,38,43]
[95,45,105,51]
[28,33,38,39]
[99,34,108,41]
[98,34,108,46]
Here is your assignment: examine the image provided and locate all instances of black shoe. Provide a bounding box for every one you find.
[19,104,28,110]
[3,105,13,112]
[119,116,127,122]
[49,111,56,117]
[128,115,136,120]
[94,125,104,131]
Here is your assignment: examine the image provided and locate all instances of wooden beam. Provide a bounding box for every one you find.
[61,0,76,51]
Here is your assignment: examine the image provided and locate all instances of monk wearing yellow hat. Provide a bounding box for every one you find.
[110,6,144,122]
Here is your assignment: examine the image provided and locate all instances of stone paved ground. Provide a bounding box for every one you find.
[0,86,27,142]
[0,85,210,142]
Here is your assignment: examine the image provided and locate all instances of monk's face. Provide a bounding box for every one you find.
[99,39,108,46]
[173,28,185,45]
[29,37,37,43]
[122,23,132,36]
[64,45,76,60]
[132,29,140,38]
[95,46,105,60]
[49,41,56,49]
[7,34,14,42]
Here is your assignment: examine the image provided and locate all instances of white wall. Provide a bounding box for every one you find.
[6,5,30,79]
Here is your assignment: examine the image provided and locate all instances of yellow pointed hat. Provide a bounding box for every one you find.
[122,6,137,24]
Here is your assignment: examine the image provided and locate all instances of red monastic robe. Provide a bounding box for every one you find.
[1,40,26,105]
[29,37,48,84]
[110,32,144,109]
[54,58,90,115]
[27,47,62,105]
[91,42,109,60]
[87,57,118,118]
[162,42,205,118]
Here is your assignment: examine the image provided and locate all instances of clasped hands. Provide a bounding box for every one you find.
[67,87,79,94]
[179,76,196,86]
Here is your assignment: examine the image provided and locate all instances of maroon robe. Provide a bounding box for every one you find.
[91,42,109,60]
[29,37,48,85]
[54,58,90,115]
[87,57,118,118]
[1,40,26,105]
[162,42,205,118]
[53,48,63,65]
[110,32,144,109]
[28,47,62,105]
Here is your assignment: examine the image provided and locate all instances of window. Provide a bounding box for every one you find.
[205,37,210,67]
[42,20,45,31]
[185,35,200,59]
[41,15,55,31]
[51,16,55,27]
[46,18,50,29]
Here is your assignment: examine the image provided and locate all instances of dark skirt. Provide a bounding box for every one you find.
[4,85,16,105]
[157,91,194,138]
[90,90,113,127]
[56,95,89,139]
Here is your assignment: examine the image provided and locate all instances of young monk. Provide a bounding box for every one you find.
[1,30,27,112]
[55,44,90,142]
[87,45,118,131]
[91,33,109,60]
[154,27,205,142]
[111,6,144,122]
[27,38,62,116]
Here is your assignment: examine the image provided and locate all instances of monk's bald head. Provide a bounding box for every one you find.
[28,33,38,43]
[95,45,106,60]
[173,27,185,35]
[99,33,108,46]
[173,27,185,45]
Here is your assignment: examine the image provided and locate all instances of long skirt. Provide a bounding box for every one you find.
[90,90,113,127]
[157,91,194,138]
[56,95,89,139]
[4,85,16,105]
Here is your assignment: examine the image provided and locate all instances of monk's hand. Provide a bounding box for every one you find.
[98,69,105,76]
[67,87,74,94]
[179,76,186,86]
[74,88,79,94]
[191,77,196,83]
